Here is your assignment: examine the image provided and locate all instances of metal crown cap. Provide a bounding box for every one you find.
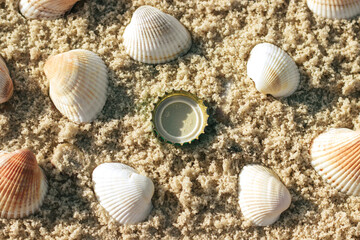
[151,90,209,145]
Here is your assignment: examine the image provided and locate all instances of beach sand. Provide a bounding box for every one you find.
[1,0,360,239]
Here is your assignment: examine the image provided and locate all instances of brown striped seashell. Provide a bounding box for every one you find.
[0,149,47,218]
[0,56,13,104]
[19,0,80,20]
[310,128,360,196]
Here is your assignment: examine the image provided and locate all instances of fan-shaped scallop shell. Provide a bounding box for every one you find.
[247,43,300,98]
[0,149,47,218]
[44,49,108,123]
[92,163,154,224]
[238,165,291,226]
[310,128,360,196]
[306,0,360,19]
[0,56,13,104]
[123,5,192,64]
[19,0,79,19]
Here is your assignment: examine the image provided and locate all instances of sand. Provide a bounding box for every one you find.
[0,0,360,239]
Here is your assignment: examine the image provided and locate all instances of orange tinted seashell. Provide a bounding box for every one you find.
[310,128,360,196]
[44,49,108,123]
[0,149,47,218]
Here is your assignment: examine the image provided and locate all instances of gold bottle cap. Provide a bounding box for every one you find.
[152,91,209,145]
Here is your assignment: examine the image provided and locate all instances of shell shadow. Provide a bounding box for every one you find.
[328,192,353,206]
[280,70,337,117]
[280,187,319,226]
[169,100,226,153]
[277,69,338,133]
[151,184,182,238]
[98,68,135,123]
[10,169,101,239]
[73,0,130,40]
[33,143,101,239]
[0,62,52,145]
[285,87,336,115]
[87,0,128,23]
[242,187,319,232]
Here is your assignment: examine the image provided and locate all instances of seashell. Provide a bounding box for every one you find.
[123,5,192,64]
[310,128,360,196]
[247,43,300,98]
[92,163,154,224]
[306,0,360,19]
[238,165,291,226]
[0,57,13,104]
[0,149,47,218]
[19,0,80,20]
[44,49,108,123]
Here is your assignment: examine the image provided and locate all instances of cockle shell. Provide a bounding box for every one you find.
[247,43,300,98]
[0,149,47,218]
[19,0,80,19]
[92,163,154,224]
[123,5,192,64]
[306,0,360,19]
[310,128,360,196]
[0,56,13,104]
[44,49,108,123]
[238,165,291,226]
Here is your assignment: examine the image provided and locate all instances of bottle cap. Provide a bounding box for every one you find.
[152,91,208,145]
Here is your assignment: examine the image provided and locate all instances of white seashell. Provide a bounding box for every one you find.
[306,0,360,19]
[247,43,300,98]
[238,165,291,226]
[0,149,48,218]
[0,56,13,104]
[310,128,360,196]
[123,5,192,64]
[19,0,80,19]
[44,49,108,123]
[92,163,154,224]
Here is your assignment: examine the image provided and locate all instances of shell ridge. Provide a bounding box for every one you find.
[97,189,142,205]
[8,151,37,218]
[262,49,284,92]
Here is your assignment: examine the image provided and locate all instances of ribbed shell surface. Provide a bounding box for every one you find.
[0,149,47,218]
[238,165,291,226]
[19,0,79,19]
[45,49,108,123]
[0,57,13,104]
[310,128,360,196]
[123,5,192,64]
[247,43,300,98]
[92,163,154,224]
[307,0,360,19]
